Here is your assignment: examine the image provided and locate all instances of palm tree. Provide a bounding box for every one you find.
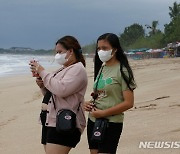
[169,2,180,19]
[151,21,159,34]
[145,20,159,36]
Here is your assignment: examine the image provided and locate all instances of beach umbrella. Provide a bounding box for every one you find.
[136,52,144,54]
[128,52,135,54]
[146,49,153,53]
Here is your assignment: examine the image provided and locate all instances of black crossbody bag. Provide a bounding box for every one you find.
[52,95,81,134]
[91,66,109,143]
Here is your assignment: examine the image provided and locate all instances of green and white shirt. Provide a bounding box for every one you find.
[89,63,135,123]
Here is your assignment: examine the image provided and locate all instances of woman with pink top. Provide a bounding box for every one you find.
[30,36,88,154]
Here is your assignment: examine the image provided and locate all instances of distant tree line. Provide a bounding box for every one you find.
[83,1,180,52]
[0,48,54,55]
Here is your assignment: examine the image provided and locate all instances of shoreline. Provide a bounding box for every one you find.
[0,57,93,78]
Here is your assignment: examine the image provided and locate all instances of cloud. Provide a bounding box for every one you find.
[0,0,176,49]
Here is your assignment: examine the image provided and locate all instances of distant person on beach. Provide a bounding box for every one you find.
[84,33,136,154]
[30,36,88,154]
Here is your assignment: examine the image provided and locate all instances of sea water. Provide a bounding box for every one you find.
[0,54,57,77]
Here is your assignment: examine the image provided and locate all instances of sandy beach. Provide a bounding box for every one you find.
[0,57,180,154]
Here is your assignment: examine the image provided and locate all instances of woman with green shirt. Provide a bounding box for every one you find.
[84,33,136,154]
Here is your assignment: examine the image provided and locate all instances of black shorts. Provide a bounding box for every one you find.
[41,125,48,145]
[87,118,123,154]
[40,110,48,145]
[41,126,81,148]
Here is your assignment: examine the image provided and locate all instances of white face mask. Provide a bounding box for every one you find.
[98,49,113,62]
[55,53,67,65]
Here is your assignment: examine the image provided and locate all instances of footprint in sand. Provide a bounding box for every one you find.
[171,128,180,133]
[33,91,42,100]
[169,104,180,108]
[155,96,170,100]
[170,68,180,71]
[131,96,170,111]
[0,116,18,128]
[134,104,157,111]
[24,91,42,104]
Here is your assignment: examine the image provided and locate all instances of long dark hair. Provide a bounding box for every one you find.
[94,33,136,91]
[56,35,86,67]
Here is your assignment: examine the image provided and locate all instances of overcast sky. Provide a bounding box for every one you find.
[0,0,177,49]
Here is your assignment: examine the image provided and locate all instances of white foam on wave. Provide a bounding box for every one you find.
[0,64,13,76]
[0,55,11,63]
[0,54,56,77]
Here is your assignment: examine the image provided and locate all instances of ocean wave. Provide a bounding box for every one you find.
[0,54,56,77]
[0,64,13,75]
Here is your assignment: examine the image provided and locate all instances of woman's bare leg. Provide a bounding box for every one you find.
[90,149,98,154]
[46,143,71,154]
[43,145,46,152]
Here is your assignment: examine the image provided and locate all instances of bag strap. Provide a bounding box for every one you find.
[51,67,81,113]
[93,65,104,102]
[51,95,56,110]
[47,67,64,110]
[52,92,81,112]
[53,67,64,77]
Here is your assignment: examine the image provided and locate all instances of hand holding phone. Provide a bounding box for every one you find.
[29,59,39,77]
